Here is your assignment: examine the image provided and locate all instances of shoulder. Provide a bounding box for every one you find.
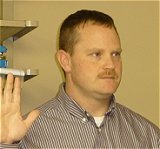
[115,103,160,134]
[37,98,60,113]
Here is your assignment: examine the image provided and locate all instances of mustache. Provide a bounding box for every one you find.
[98,70,117,79]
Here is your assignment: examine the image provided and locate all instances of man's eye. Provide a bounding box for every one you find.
[112,52,121,57]
[92,52,101,57]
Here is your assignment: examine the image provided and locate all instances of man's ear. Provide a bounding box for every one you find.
[56,50,71,73]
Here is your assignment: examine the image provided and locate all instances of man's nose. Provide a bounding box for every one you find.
[103,56,115,69]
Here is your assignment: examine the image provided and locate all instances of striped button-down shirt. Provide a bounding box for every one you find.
[1,83,160,149]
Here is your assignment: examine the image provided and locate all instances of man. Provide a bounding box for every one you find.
[0,9,159,148]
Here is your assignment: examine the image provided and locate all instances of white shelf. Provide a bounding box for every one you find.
[0,68,39,81]
[0,19,39,81]
[0,20,38,42]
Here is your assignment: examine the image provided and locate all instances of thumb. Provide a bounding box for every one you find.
[24,110,40,129]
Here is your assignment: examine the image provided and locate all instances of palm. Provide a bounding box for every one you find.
[1,102,28,143]
[0,74,39,144]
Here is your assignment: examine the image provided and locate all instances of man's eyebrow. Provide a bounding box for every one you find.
[87,48,105,52]
[111,48,123,53]
[89,48,122,51]
[114,48,122,51]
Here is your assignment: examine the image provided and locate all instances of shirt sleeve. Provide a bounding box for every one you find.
[0,143,19,149]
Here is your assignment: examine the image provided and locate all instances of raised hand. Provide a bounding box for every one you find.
[0,73,40,144]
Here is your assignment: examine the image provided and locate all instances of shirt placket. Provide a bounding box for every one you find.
[93,113,116,149]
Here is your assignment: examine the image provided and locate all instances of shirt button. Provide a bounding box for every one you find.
[86,113,90,117]
[98,128,101,132]
[82,117,87,123]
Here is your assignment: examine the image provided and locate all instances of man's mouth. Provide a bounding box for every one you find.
[99,76,115,79]
[98,70,117,79]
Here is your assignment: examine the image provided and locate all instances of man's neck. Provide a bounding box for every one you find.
[65,82,112,117]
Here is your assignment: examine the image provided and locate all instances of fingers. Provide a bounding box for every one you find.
[0,76,4,102]
[3,73,14,103]
[24,110,40,129]
[13,76,21,104]
[0,75,4,91]
[0,76,3,110]
[2,73,22,103]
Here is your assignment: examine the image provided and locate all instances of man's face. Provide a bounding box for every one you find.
[67,23,122,99]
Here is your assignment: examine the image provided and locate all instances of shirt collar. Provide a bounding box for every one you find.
[57,83,116,120]
[106,94,116,116]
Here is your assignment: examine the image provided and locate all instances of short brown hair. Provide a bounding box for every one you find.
[59,9,118,54]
